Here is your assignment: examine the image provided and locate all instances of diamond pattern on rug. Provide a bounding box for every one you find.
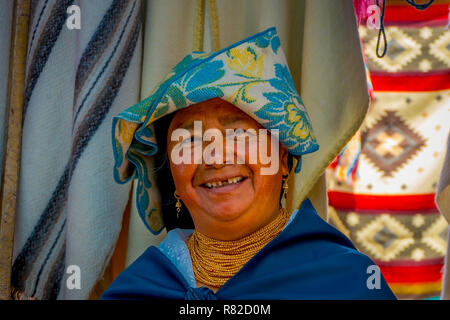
[421,216,448,256]
[355,214,414,261]
[364,27,422,72]
[361,110,426,177]
[429,31,450,67]
[360,26,450,72]
[328,207,448,262]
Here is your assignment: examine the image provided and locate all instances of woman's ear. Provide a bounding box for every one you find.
[280,144,289,177]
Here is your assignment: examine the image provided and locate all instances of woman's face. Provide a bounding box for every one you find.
[167,98,289,240]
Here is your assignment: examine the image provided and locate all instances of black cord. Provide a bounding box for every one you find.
[374,0,436,59]
[404,0,435,10]
[376,0,387,58]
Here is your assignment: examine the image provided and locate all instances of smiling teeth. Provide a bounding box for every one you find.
[204,176,244,188]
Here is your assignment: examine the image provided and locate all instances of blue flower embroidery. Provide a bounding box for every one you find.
[249,28,280,53]
[182,60,225,102]
[150,59,226,119]
[255,64,315,153]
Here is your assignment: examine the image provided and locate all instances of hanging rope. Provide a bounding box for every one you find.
[374,0,435,58]
[404,0,435,10]
[193,0,205,52]
[375,0,387,58]
[193,0,220,52]
[208,0,220,51]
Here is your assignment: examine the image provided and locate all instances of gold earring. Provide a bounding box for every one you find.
[282,175,289,199]
[174,191,182,218]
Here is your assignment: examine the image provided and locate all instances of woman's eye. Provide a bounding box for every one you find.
[181,135,201,145]
[226,129,257,139]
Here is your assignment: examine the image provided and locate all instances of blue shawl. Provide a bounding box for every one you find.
[101,199,396,300]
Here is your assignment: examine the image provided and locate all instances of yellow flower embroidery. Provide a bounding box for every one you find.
[118,120,138,144]
[287,104,309,139]
[292,122,310,140]
[227,47,264,78]
[287,104,301,122]
[148,202,164,232]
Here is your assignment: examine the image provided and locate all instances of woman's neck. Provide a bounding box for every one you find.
[186,207,290,289]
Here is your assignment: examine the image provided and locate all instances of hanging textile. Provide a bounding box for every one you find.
[10,0,142,299]
[327,0,450,299]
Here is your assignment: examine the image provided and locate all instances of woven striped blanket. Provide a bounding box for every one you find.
[11,0,141,299]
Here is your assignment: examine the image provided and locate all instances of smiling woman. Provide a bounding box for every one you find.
[167,99,289,241]
[101,28,396,300]
[167,99,290,291]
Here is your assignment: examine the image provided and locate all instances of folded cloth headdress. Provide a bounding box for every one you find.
[112,27,319,234]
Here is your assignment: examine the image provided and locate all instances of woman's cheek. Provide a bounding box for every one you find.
[170,163,195,189]
[251,164,282,196]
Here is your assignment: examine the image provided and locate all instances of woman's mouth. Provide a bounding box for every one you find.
[202,176,246,189]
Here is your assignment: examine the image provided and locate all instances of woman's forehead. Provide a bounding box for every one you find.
[169,98,258,130]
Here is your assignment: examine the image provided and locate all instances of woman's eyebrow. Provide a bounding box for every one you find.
[175,115,249,130]
[219,115,249,126]
[176,121,195,131]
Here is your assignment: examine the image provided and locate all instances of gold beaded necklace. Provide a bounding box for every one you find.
[185,208,290,288]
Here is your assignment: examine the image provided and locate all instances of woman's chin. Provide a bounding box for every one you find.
[206,205,251,222]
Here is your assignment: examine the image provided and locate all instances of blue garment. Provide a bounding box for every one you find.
[101,199,396,300]
[155,207,301,288]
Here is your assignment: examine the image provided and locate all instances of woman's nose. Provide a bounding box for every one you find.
[202,144,227,169]
[202,135,239,168]
[205,162,226,169]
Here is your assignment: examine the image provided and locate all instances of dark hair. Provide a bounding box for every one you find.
[154,113,195,231]
[153,113,294,232]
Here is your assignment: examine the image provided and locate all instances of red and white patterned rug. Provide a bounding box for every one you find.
[328,0,450,299]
